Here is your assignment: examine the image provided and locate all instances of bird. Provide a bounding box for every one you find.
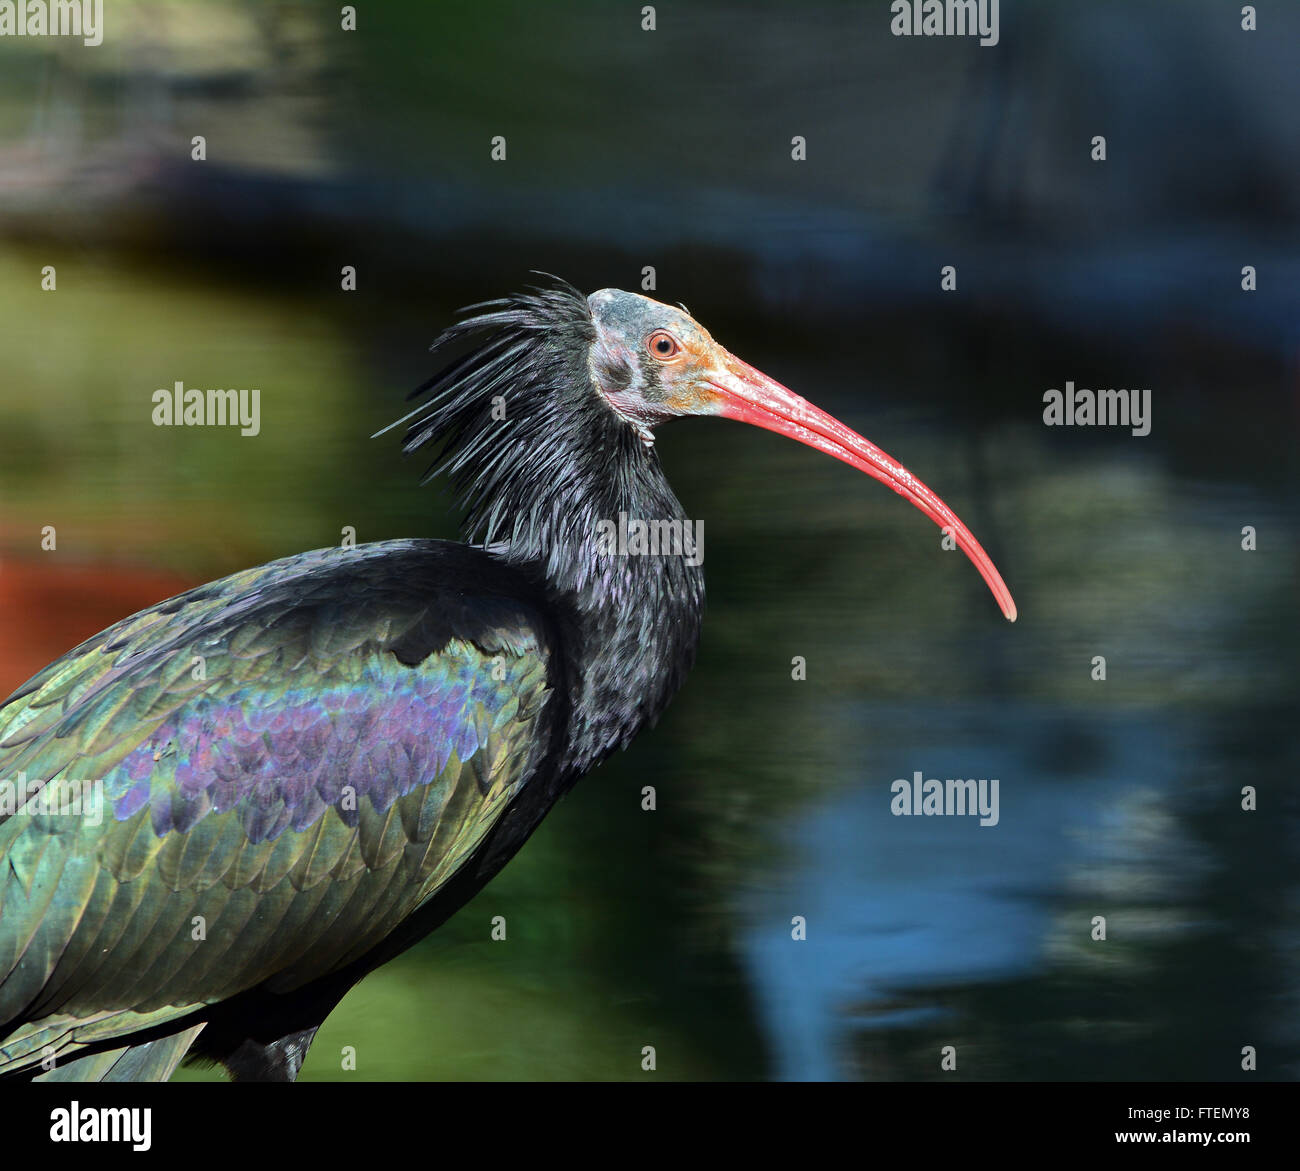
[0,278,1015,1082]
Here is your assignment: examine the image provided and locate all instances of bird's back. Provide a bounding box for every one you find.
[0,539,557,1079]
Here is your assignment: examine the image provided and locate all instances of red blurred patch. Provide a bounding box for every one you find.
[0,560,198,696]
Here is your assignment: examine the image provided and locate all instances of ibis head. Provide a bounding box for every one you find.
[584,287,1017,621]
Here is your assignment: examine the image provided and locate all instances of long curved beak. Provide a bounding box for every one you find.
[706,352,1017,622]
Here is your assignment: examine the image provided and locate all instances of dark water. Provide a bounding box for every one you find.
[0,0,1296,1080]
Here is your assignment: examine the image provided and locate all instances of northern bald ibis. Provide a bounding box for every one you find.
[0,280,1014,1081]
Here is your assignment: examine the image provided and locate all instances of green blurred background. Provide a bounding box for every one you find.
[0,0,1296,1080]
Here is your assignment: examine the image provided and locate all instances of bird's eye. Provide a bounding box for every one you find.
[647,330,682,360]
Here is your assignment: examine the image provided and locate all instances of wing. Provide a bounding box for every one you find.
[0,540,553,1077]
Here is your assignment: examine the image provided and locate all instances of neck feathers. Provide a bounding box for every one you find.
[393,281,705,773]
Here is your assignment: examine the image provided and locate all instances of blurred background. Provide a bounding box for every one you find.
[0,0,1296,1080]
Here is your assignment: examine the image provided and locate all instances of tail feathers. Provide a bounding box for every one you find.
[32,1024,205,1082]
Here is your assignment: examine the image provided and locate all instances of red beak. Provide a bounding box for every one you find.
[707,353,1017,622]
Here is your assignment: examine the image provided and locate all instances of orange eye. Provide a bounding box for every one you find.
[646,330,682,361]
